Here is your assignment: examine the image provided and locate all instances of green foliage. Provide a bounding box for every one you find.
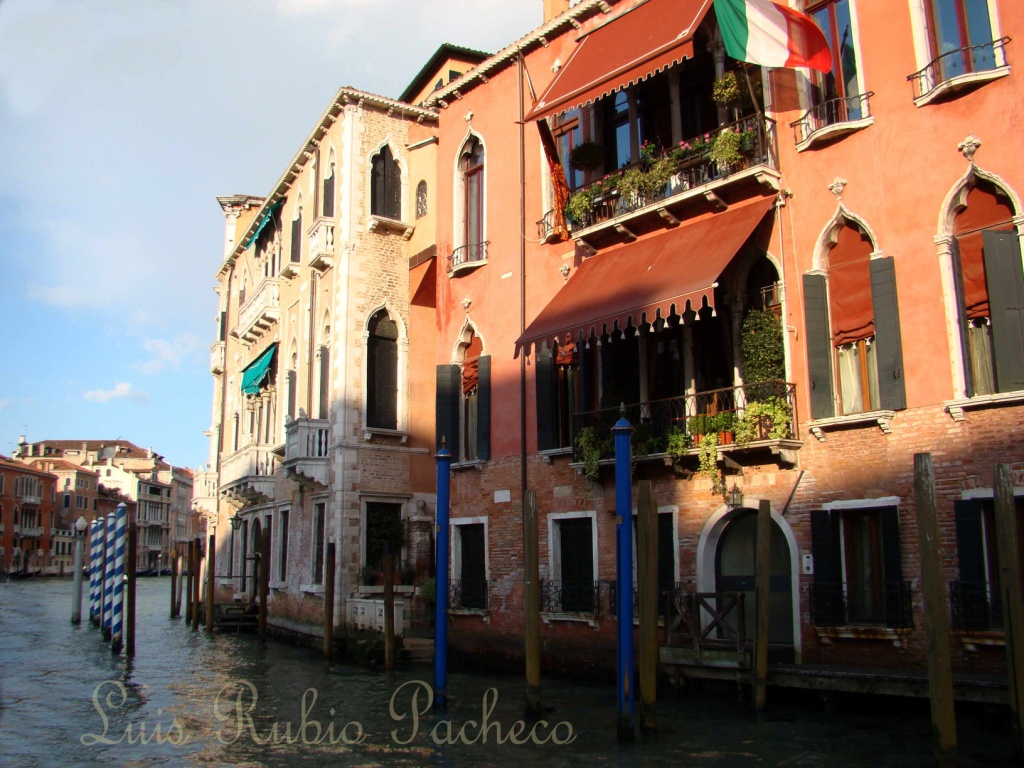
[576,426,602,483]
[566,188,596,223]
[419,576,436,604]
[666,426,693,461]
[710,129,743,168]
[361,564,379,586]
[735,397,793,445]
[569,140,605,172]
[687,414,713,436]
[633,421,666,457]
[741,309,785,385]
[697,431,726,497]
[712,71,742,105]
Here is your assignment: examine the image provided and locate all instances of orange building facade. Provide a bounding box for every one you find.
[425,0,1024,684]
[0,456,58,575]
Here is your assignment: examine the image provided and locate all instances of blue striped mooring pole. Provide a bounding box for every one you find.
[102,513,115,640]
[434,439,452,709]
[89,520,101,625]
[613,406,635,741]
[110,503,127,653]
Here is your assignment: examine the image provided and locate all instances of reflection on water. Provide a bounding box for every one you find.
[0,578,1014,767]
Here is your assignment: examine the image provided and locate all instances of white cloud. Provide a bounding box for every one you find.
[134,334,201,375]
[0,398,11,410]
[83,382,149,404]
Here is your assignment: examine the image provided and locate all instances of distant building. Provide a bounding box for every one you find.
[0,455,57,575]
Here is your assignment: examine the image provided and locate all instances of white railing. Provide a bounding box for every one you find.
[285,418,330,461]
[220,444,279,488]
[308,219,335,271]
[17,494,42,506]
[20,526,43,538]
[237,278,282,341]
[210,341,225,374]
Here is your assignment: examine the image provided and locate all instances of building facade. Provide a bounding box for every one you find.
[419,0,1024,684]
[0,456,58,575]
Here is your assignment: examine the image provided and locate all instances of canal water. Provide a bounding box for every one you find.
[0,578,1016,767]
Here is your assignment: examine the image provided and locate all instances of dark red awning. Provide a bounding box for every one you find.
[515,196,776,356]
[525,0,713,122]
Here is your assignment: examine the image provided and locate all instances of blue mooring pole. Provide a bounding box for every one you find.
[434,439,452,709]
[111,503,127,654]
[613,406,635,741]
[89,519,101,625]
[102,513,115,640]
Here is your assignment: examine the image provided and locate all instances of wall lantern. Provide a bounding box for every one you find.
[726,485,744,509]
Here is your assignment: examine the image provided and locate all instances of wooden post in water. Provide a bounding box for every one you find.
[170,551,179,619]
[192,537,202,631]
[994,463,1024,754]
[753,499,772,710]
[914,453,957,756]
[126,518,136,657]
[185,540,194,624]
[384,547,395,671]
[523,490,542,718]
[258,533,270,641]
[324,543,335,659]
[175,555,184,617]
[637,480,658,732]
[206,533,216,634]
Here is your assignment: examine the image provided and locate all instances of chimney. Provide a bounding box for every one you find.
[544,0,570,23]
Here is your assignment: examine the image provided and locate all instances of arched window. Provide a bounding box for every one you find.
[322,155,336,218]
[286,344,298,422]
[317,320,331,420]
[290,197,303,265]
[367,311,398,430]
[416,180,428,219]
[435,325,490,461]
[952,180,1022,396]
[371,145,401,220]
[459,137,485,259]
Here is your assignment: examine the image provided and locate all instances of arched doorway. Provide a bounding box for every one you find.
[249,518,262,603]
[715,508,794,660]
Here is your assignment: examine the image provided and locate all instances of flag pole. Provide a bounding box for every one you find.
[741,65,778,170]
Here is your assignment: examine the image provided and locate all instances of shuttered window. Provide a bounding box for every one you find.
[290,211,302,264]
[322,169,335,218]
[983,230,1024,393]
[371,146,402,220]
[367,311,399,430]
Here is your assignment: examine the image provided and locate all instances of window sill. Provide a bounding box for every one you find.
[955,630,1005,652]
[363,427,409,444]
[270,581,288,591]
[539,447,573,464]
[914,65,1010,107]
[451,460,486,472]
[540,611,601,629]
[945,390,1024,421]
[450,608,490,620]
[368,216,415,240]
[808,410,896,442]
[814,625,911,649]
[355,585,415,596]
[280,261,301,280]
[300,584,325,595]
[449,258,487,278]
[795,115,874,152]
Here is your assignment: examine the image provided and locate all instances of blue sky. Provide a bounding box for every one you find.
[0,0,541,469]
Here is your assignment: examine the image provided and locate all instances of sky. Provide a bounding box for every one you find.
[0,0,543,470]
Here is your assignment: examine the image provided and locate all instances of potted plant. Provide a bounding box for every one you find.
[735,397,793,445]
[568,140,605,173]
[714,412,736,445]
[576,426,602,483]
[419,576,436,606]
[710,129,743,170]
[687,414,712,444]
[712,71,742,107]
[666,425,694,462]
[566,188,596,225]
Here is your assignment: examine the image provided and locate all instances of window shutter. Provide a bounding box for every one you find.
[386,152,402,220]
[870,257,907,410]
[318,346,330,420]
[322,176,334,218]
[477,355,491,461]
[290,216,301,263]
[379,338,398,429]
[983,230,1024,393]
[372,155,385,217]
[953,499,985,582]
[536,345,555,451]
[803,274,835,419]
[879,506,902,584]
[578,337,592,414]
[435,364,460,458]
[951,238,976,397]
[810,510,841,583]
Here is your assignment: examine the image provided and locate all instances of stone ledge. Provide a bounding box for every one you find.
[814,625,911,649]
[945,390,1024,421]
[808,410,896,442]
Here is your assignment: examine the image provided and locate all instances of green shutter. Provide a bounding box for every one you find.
[879,506,902,584]
[983,230,1024,393]
[951,238,976,397]
[476,356,491,461]
[810,510,841,583]
[954,499,985,582]
[870,257,907,410]
[435,364,460,457]
[536,345,555,451]
[803,274,835,419]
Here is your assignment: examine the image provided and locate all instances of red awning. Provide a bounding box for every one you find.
[525,0,714,122]
[515,196,776,356]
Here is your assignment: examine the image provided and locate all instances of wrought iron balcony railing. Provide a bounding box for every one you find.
[907,37,1010,101]
[608,580,682,618]
[448,241,489,272]
[450,578,488,610]
[540,579,602,614]
[567,115,776,232]
[572,381,797,463]
[950,580,1003,632]
[809,580,914,629]
[537,209,556,242]
[790,91,873,145]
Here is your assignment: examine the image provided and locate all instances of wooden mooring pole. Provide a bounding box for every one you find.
[126,518,136,658]
[753,499,772,711]
[914,453,957,757]
[185,540,194,624]
[191,537,201,632]
[170,552,179,619]
[994,464,1024,755]
[524,490,542,718]
[324,543,335,659]
[258,533,270,641]
[384,547,395,671]
[206,533,216,634]
[637,480,658,732]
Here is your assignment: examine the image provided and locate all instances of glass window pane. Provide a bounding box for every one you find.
[837,343,864,414]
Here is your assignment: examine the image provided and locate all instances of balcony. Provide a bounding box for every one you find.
[908,37,1010,106]
[790,92,874,151]
[571,382,800,468]
[19,526,43,538]
[536,209,560,244]
[950,580,1002,632]
[283,417,331,487]
[210,341,225,375]
[220,443,279,507]
[17,493,42,506]
[236,277,281,344]
[566,116,779,249]
[540,579,602,615]
[306,218,335,273]
[450,579,488,611]
[447,241,488,276]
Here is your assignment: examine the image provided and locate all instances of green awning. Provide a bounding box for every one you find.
[241,343,277,395]
[242,200,283,250]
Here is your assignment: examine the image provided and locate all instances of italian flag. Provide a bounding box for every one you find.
[716,0,833,73]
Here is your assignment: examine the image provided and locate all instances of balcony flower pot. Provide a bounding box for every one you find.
[718,431,734,445]
[569,140,605,173]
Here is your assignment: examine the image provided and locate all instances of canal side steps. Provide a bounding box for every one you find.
[402,637,435,663]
